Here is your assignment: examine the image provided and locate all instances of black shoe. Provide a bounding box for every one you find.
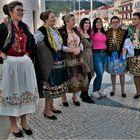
[12,130,24,138]
[133,94,140,99]
[122,93,127,98]
[73,100,80,106]
[110,92,115,96]
[23,128,33,136]
[62,102,69,107]
[82,96,95,104]
[52,110,62,114]
[43,113,57,120]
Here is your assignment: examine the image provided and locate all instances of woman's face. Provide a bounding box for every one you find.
[133,15,140,27]
[83,20,90,31]
[96,19,103,29]
[67,16,75,28]
[47,12,56,27]
[10,5,24,21]
[111,18,120,29]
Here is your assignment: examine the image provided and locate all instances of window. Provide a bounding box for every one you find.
[126,14,128,19]
[135,2,140,8]
[130,13,132,19]
[126,6,127,11]
[130,5,132,10]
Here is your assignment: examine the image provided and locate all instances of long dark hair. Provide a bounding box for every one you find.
[92,18,106,35]
[79,18,91,35]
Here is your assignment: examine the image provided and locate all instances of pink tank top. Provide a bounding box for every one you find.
[91,31,107,50]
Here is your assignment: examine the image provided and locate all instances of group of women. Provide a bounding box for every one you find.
[0,1,139,138]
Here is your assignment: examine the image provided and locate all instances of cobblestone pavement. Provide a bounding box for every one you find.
[6,72,140,140]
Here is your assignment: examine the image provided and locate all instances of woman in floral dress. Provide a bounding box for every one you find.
[106,16,127,98]
[59,14,88,107]
[79,18,94,103]
[126,12,140,99]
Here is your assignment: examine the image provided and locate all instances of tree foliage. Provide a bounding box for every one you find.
[45,0,105,16]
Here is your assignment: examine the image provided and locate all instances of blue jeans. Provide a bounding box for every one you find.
[93,52,107,92]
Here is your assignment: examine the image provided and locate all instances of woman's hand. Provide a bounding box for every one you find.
[73,47,80,55]
[122,48,127,57]
[79,31,85,39]
[122,47,128,60]
[63,46,75,53]
[25,53,29,56]
[0,52,6,59]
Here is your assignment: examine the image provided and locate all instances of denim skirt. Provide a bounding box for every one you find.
[0,55,38,117]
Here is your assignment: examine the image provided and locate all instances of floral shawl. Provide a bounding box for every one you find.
[43,24,63,52]
[127,25,140,49]
[0,17,35,53]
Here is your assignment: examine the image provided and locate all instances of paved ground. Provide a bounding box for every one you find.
[4,72,140,140]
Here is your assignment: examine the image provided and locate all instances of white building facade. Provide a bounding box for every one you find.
[113,0,122,18]
[0,0,45,33]
[133,0,140,12]
[108,6,115,22]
